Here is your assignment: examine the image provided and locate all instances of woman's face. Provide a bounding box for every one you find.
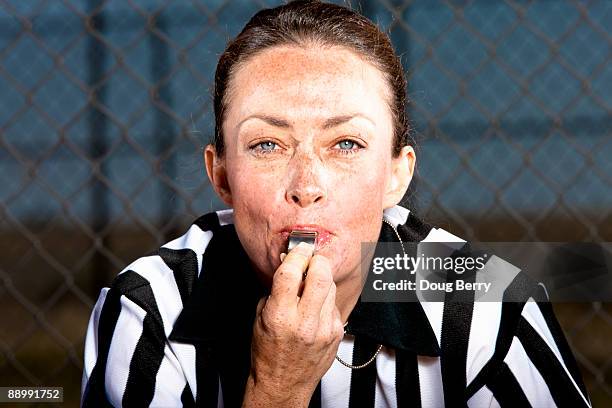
[206,44,414,285]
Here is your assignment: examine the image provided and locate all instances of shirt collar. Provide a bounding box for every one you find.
[169,214,440,357]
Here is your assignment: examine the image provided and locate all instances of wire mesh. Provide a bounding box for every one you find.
[0,0,610,406]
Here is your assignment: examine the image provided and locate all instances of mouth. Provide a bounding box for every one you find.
[280,224,334,251]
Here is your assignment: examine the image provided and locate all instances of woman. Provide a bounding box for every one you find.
[81,1,591,407]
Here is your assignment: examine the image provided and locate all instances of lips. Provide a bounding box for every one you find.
[280,224,334,250]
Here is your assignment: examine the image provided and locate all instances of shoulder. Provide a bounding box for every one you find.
[387,205,543,298]
[386,207,563,380]
[384,204,467,244]
[400,213,588,404]
[103,209,234,333]
[83,212,234,406]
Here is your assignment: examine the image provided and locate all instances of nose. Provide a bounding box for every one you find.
[287,184,326,207]
[285,157,327,208]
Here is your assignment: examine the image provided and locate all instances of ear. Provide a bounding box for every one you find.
[204,144,233,207]
[382,145,416,209]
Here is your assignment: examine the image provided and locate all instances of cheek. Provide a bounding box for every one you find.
[227,159,285,212]
[226,160,285,272]
[332,157,388,212]
[225,158,287,264]
[328,158,389,262]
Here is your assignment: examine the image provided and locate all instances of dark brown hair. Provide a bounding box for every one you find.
[213,0,411,157]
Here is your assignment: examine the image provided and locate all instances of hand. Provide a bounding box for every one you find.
[243,242,345,408]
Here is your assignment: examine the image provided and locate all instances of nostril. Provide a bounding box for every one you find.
[291,195,300,204]
[314,196,323,203]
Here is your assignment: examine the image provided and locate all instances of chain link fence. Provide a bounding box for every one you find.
[0,0,610,406]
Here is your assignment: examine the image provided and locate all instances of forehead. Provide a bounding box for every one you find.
[224,44,392,124]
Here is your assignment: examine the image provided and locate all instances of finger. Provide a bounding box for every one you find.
[317,280,337,330]
[298,254,333,322]
[269,242,314,309]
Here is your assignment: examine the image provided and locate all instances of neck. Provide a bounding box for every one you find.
[334,269,364,325]
[335,242,378,324]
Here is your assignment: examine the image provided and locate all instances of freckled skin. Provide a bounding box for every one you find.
[206,44,415,317]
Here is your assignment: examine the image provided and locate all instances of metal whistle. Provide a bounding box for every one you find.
[287,230,318,252]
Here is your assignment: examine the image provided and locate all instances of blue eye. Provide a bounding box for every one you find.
[338,140,356,150]
[259,141,277,150]
[250,141,278,153]
[335,139,364,155]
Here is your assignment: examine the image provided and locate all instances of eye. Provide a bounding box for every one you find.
[338,140,356,150]
[333,138,364,155]
[250,141,279,153]
[260,141,277,150]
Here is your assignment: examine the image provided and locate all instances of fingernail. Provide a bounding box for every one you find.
[280,252,286,262]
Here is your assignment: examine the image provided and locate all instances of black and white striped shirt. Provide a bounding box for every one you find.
[81,205,591,407]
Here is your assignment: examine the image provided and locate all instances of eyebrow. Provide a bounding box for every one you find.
[236,114,374,131]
